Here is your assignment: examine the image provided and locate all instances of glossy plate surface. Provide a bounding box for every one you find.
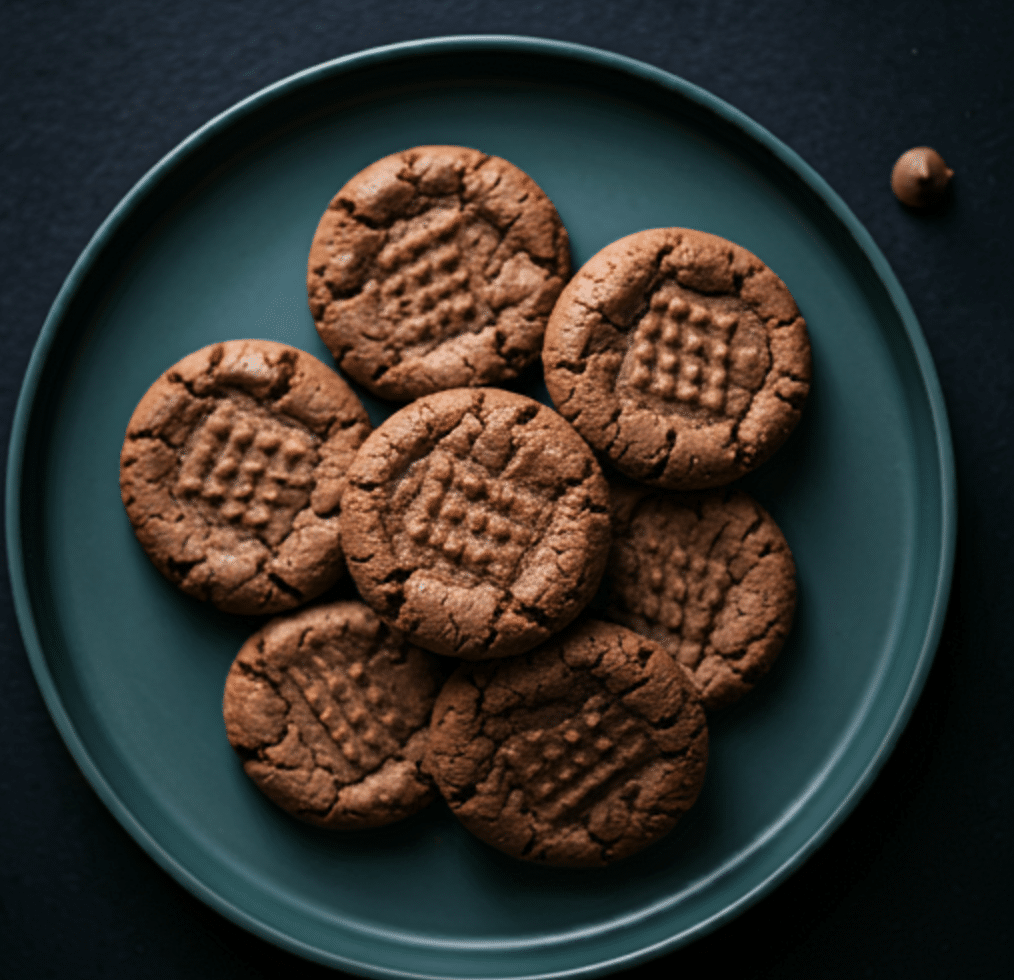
[6,36,954,979]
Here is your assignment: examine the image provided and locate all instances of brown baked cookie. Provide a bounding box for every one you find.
[606,484,797,710]
[307,145,570,401]
[542,228,811,489]
[425,620,708,866]
[223,601,444,828]
[340,388,611,659]
[120,340,371,615]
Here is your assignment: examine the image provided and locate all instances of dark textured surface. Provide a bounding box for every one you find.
[2,1,1011,977]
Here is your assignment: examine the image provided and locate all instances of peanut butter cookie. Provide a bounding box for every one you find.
[223,601,444,828]
[120,340,371,615]
[340,388,611,659]
[308,145,570,400]
[606,484,797,709]
[542,228,811,488]
[425,620,708,866]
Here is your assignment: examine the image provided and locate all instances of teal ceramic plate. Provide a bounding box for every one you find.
[6,36,954,979]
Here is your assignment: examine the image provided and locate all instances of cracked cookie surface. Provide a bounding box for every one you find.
[120,340,371,615]
[223,601,445,828]
[425,620,708,866]
[307,145,570,401]
[542,228,811,488]
[606,484,797,710]
[340,388,611,659]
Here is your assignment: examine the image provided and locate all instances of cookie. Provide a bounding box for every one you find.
[340,388,611,659]
[606,484,797,710]
[307,145,570,401]
[425,620,708,866]
[542,228,811,489]
[120,340,371,615]
[223,601,445,828]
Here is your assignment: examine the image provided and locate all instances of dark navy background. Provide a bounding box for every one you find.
[2,2,1011,977]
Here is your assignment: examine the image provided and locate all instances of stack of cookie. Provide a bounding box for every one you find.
[120,145,810,867]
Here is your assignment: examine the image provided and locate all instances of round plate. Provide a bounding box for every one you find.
[6,36,955,979]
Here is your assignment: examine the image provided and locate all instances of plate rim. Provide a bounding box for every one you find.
[5,33,957,979]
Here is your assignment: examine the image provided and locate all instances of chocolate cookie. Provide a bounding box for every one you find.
[425,620,708,866]
[120,340,371,615]
[542,228,811,489]
[340,388,611,659]
[307,145,570,401]
[606,484,797,710]
[223,601,444,828]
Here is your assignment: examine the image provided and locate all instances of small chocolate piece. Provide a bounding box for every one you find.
[891,147,953,209]
[120,340,371,615]
[340,388,611,659]
[223,601,445,828]
[605,484,797,710]
[307,145,570,401]
[425,620,708,866]
[542,228,811,490]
